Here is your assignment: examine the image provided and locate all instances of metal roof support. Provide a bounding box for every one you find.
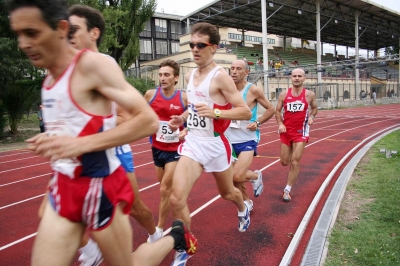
[316,0,322,83]
[398,37,400,85]
[261,0,269,97]
[355,11,360,99]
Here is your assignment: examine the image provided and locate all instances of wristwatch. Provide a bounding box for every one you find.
[214,108,221,119]
[256,121,261,127]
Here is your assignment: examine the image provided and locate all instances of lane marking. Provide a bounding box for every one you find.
[0,194,45,210]
[0,111,398,253]
[0,233,37,251]
[0,162,48,174]
[0,173,49,187]
[279,124,399,266]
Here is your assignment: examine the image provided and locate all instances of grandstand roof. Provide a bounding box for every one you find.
[182,0,400,51]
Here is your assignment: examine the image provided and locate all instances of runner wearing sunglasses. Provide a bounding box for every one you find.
[168,22,252,266]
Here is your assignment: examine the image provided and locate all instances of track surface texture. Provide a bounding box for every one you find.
[0,103,399,266]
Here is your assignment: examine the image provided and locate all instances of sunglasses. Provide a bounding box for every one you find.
[189,42,213,49]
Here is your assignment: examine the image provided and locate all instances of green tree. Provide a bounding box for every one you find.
[68,0,156,70]
[0,0,43,136]
[2,80,42,135]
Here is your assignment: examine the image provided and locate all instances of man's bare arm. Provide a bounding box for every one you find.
[253,86,275,124]
[213,71,251,120]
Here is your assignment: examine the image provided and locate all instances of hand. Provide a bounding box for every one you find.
[246,122,258,131]
[278,124,286,134]
[168,115,184,132]
[178,128,188,141]
[26,134,86,160]
[308,117,314,125]
[194,103,213,118]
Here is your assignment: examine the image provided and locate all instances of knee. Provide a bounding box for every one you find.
[169,192,185,212]
[160,183,172,199]
[290,159,300,169]
[232,172,242,183]
[280,158,289,166]
[220,190,235,201]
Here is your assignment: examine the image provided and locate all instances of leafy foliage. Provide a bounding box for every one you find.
[68,0,156,70]
[1,79,42,135]
[126,77,155,95]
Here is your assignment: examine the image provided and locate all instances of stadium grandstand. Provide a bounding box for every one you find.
[130,0,400,109]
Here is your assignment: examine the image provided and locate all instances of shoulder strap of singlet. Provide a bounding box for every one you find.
[148,87,159,104]
[242,82,253,102]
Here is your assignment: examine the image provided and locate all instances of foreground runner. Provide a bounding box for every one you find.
[144,59,187,239]
[226,60,275,211]
[7,0,197,265]
[275,68,318,202]
[168,22,252,265]
[67,5,159,265]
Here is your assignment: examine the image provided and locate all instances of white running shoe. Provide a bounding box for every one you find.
[251,170,263,197]
[170,250,192,266]
[244,199,254,212]
[238,204,250,232]
[147,227,164,243]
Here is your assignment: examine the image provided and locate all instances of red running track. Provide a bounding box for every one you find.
[0,103,399,266]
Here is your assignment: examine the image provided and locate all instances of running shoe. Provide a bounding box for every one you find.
[238,204,250,232]
[251,170,264,197]
[170,251,192,266]
[170,220,198,255]
[147,227,164,243]
[244,199,253,212]
[283,189,291,202]
[78,248,103,266]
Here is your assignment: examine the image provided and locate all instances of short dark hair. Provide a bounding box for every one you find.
[69,5,105,47]
[5,0,69,30]
[159,59,180,77]
[191,22,220,46]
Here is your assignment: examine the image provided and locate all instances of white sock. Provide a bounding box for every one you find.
[285,185,292,192]
[238,210,246,216]
[148,227,163,243]
[78,238,98,257]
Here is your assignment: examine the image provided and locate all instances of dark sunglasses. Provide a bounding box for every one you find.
[189,42,213,49]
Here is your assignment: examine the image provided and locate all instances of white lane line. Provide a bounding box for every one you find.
[0,173,50,187]
[0,161,154,208]
[0,151,31,158]
[0,116,396,252]
[0,233,38,251]
[0,162,48,174]
[0,156,40,164]
[279,123,399,266]
[0,194,45,210]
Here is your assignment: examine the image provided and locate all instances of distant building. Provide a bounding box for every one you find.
[138,12,186,62]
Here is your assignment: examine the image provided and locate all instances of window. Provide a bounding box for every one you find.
[155,40,167,55]
[155,19,167,38]
[171,42,180,54]
[139,39,152,61]
[139,20,151,38]
[140,39,152,54]
[171,21,182,39]
[171,21,182,34]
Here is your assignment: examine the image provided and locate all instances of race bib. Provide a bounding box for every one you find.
[156,121,179,143]
[287,101,305,112]
[229,120,241,128]
[187,109,210,130]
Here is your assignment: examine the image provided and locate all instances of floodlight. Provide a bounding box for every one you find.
[297,10,302,15]
[269,2,274,7]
